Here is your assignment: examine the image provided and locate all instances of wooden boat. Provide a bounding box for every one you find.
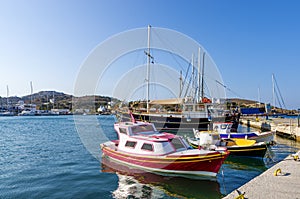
[116,26,237,133]
[117,100,236,133]
[217,138,268,157]
[187,132,268,157]
[100,120,229,178]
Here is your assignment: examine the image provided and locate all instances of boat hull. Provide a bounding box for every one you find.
[188,139,268,158]
[101,143,229,177]
[219,131,275,144]
[118,112,232,132]
[225,144,268,157]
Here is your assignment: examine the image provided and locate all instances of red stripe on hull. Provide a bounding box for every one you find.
[102,147,229,175]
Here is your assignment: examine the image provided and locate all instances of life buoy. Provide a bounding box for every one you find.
[202,97,212,103]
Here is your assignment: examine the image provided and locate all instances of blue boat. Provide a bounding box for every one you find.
[193,122,275,144]
[211,122,275,144]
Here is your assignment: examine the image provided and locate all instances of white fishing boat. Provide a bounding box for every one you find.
[100,115,229,178]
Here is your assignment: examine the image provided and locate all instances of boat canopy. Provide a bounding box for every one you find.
[240,108,265,115]
[149,98,183,105]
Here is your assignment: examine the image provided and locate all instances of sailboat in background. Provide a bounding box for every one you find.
[271,73,286,115]
[0,86,15,116]
[18,81,37,116]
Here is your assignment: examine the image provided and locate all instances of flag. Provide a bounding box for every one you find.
[128,110,136,123]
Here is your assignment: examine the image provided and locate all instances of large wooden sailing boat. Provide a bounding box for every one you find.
[116,26,235,132]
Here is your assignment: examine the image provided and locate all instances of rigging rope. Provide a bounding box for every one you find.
[273,75,286,109]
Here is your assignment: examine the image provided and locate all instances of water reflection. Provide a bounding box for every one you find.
[101,158,223,199]
[224,156,267,171]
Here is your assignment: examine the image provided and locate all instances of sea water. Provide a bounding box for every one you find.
[1,115,299,199]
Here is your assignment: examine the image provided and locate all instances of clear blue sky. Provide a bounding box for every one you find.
[0,0,299,109]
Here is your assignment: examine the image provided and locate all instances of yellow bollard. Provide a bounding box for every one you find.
[235,194,245,199]
[235,189,245,199]
[274,168,281,176]
[293,155,299,161]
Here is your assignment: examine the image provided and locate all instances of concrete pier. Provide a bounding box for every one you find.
[223,154,300,199]
[240,117,300,141]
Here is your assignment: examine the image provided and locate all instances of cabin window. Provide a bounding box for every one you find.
[131,125,155,134]
[196,105,205,111]
[171,138,186,150]
[141,143,153,151]
[119,128,127,134]
[184,105,193,112]
[125,141,137,148]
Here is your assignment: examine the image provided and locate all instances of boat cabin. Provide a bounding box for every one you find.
[114,121,158,136]
[114,122,191,155]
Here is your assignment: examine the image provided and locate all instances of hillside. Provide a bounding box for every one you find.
[1,93,295,114]
[0,91,119,113]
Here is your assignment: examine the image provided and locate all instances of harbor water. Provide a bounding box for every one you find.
[1,115,300,199]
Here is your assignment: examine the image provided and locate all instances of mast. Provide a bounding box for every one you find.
[191,53,195,100]
[272,74,286,110]
[197,48,201,103]
[272,74,275,109]
[53,91,55,109]
[46,94,49,111]
[258,87,261,106]
[179,70,182,98]
[6,85,9,109]
[30,81,33,106]
[201,52,206,101]
[146,25,151,113]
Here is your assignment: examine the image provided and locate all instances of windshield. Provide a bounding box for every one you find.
[131,124,155,134]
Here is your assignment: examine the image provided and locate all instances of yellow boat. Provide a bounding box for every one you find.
[188,134,268,158]
[218,138,268,157]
